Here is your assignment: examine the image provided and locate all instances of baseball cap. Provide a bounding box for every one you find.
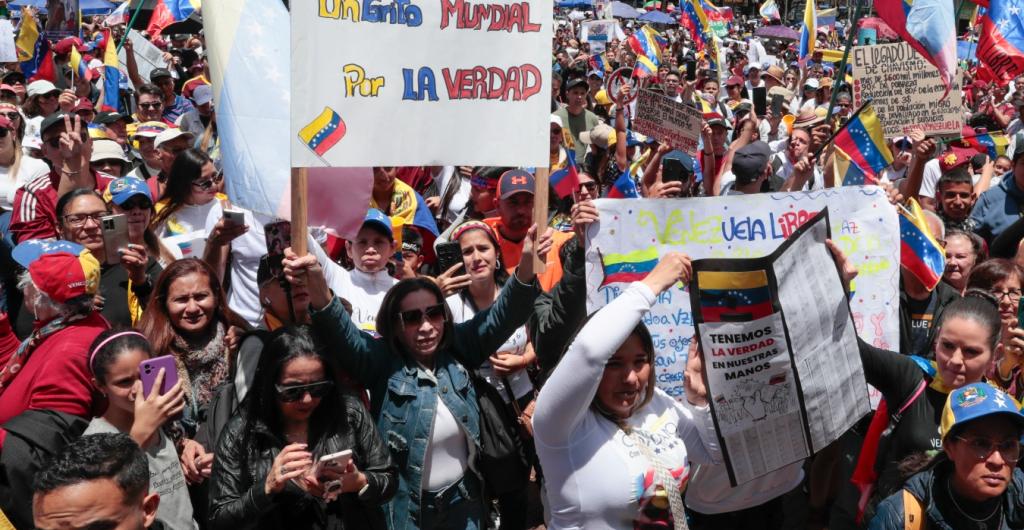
[0,84,15,94]
[587,69,604,79]
[39,112,70,136]
[705,112,732,130]
[95,111,132,125]
[725,75,743,87]
[2,71,25,84]
[12,240,100,303]
[90,139,130,165]
[149,68,173,82]
[733,141,772,184]
[362,208,394,239]
[154,127,194,149]
[192,84,213,106]
[497,169,535,199]
[550,114,563,128]
[940,382,1024,441]
[104,176,152,206]
[939,146,976,172]
[565,77,588,91]
[26,80,59,98]
[803,78,820,90]
[72,98,94,113]
[132,121,169,139]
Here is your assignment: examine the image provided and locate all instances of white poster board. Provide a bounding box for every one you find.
[851,42,964,138]
[585,188,899,401]
[117,29,169,85]
[0,21,17,63]
[290,0,551,167]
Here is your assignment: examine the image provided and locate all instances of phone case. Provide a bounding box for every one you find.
[264,220,292,278]
[224,210,245,226]
[315,450,353,477]
[139,355,179,397]
[436,242,463,274]
[101,214,130,266]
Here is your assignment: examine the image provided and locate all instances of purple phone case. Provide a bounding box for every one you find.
[139,355,179,396]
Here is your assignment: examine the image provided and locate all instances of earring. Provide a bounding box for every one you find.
[262,298,272,306]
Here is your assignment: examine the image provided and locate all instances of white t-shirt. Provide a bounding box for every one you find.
[84,417,198,530]
[0,155,50,211]
[446,292,533,402]
[157,199,218,238]
[330,266,397,332]
[918,158,943,201]
[420,376,471,491]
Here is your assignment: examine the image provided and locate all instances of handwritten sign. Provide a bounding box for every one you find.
[633,89,701,154]
[585,188,899,402]
[851,42,964,138]
[290,0,551,167]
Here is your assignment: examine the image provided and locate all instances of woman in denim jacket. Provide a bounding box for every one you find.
[282,225,551,530]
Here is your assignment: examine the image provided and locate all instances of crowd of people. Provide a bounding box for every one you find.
[6,2,1024,530]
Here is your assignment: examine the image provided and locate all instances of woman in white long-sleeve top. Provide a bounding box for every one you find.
[532,252,721,530]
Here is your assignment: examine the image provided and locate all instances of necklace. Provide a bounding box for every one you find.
[947,476,1002,529]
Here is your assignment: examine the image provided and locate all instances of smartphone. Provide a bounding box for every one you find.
[685,60,696,81]
[223,209,245,227]
[139,355,179,397]
[264,220,292,281]
[662,157,686,184]
[101,214,130,266]
[436,241,464,275]
[771,94,784,116]
[753,86,767,118]
[314,449,353,491]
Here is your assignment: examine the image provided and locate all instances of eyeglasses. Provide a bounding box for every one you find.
[956,436,1021,463]
[399,303,446,327]
[39,92,59,100]
[192,173,224,190]
[275,380,334,402]
[579,181,599,193]
[120,198,153,211]
[63,211,109,227]
[992,289,1023,302]
[138,102,162,110]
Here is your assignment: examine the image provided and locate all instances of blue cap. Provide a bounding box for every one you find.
[12,240,86,268]
[362,208,393,239]
[106,176,152,206]
[940,382,1024,441]
[625,131,643,147]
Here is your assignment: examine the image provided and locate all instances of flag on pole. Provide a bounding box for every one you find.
[103,1,130,27]
[550,149,581,198]
[877,0,956,96]
[147,0,201,38]
[627,25,664,64]
[681,0,712,50]
[831,102,894,181]
[69,47,92,82]
[899,198,946,290]
[799,0,817,62]
[953,127,1009,159]
[817,7,837,27]
[15,8,38,62]
[606,169,640,198]
[759,0,781,20]
[834,149,871,186]
[978,0,1024,84]
[100,29,121,112]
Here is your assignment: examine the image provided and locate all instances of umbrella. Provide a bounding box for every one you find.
[10,0,116,15]
[858,17,899,41]
[638,10,677,24]
[754,24,799,41]
[608,1,642,18]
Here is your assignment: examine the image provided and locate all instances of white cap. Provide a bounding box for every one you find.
[90,139,129,163]
[550,114,563,128]
[26,80,58,98]
[804,78,820,90]
[154,127,194,149]
[192,84,212,106]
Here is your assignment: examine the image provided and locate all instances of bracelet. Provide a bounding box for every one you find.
[62,169,80,175]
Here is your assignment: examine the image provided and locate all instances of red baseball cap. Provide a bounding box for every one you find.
[25,249,100,303]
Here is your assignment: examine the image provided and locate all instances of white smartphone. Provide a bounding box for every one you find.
[223,209,245,227]
[101,214,130,266]
[314,449,353,477]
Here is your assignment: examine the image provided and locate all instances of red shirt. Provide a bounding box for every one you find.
[0,312,109,447]
[9,170,114,243]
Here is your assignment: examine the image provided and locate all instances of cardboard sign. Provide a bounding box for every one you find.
[585,188,899,402]
[633,89,702,154]
[290,0,551,167]
[117,30,169,85]
[851,42,964,138]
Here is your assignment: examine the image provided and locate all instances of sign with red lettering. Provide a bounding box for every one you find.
[291,0,552,167]
[633,89,701,154]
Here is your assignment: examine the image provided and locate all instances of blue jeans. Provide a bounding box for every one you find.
[419,473,484,530]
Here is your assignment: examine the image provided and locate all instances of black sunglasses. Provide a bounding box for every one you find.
[120,198,153,211]
[275,380,334,402]
[139,102,162,110]
[399,304,446,327]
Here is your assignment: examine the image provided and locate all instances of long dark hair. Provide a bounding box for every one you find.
[151,148,213,228]
[934,288,1003,352]
[137,258,234,357]
[88,328,152,384]
[375,277,455,359]
[453,223,509,310]
[240,327,346,460]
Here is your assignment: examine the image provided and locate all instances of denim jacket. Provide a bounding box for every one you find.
[970,175,1024,242]
[310,276,540,529]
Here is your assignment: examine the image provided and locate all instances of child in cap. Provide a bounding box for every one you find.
[333,209,399,331]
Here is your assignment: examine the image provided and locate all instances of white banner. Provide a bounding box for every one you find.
[585,188,900,401]
[290,0,552,167]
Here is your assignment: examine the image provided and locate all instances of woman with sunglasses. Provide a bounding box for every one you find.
[152,148,224,240]
[209,327,398,530]
[285,225,551,530]
[21,80,60,139]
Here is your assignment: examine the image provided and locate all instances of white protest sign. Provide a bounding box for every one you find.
[117,30,169,84]
[290,0,551,167]
[0,21,17,63]
[580,19,624,51]
[633,89,702,154]
[585,188,899,401]
[851,42,964,138]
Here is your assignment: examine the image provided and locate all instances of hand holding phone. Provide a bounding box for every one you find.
[223,209,245,227]
[139,355,179,397]
[101,214,130,266]
[753,86,767,118]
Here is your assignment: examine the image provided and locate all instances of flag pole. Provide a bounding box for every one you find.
[291,167,309,256]
[813,97,873,162]
[823,0,862,126]
[117,0,147,53]
[532,166,549,274]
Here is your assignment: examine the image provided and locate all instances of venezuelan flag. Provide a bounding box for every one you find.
[627,25,664,64]
[834,149,871,186]
[878,0,955,94]
[817,7,837,27]
[550,149,580,199]
[900,198,945,290]
[15,8,38,62]
[799,0,816,62]
[100,29,121,112]
[298,107,347,157]
[601,247,659,286]
[832,102,893,181]
[956,127,1008,160]
[681,0,711,49]
[69,47,91,82]
[606,169,639,198]
[697,270,774,322]
[148,0,202,38]
[634,54,659,78]
[589,53,610,73]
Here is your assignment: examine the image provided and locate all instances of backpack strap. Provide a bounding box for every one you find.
[892,379,928,424]
[902,489,925,530]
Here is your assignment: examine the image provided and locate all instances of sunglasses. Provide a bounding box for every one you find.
[192,172,224,190]
[120,198,153,211]
[39,92,59,100]
[275,380,334,402]
[0,112,19,121]
[138,102,162,110]
[579,181,599,193]
[399,303,446,327]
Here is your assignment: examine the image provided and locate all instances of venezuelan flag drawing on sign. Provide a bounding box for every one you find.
[299,107,347,157]
[601,247,659,286]
[697,270,774,322]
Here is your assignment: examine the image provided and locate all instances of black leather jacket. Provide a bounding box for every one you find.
[208,393,397,530]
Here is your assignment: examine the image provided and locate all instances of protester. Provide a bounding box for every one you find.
[151,147,218,239]
[554,76,600,159]
[331,209,398,331]
[943,229,985,295]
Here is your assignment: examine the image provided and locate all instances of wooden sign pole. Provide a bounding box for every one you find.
[531,167,549,274]
[291,167,309,256]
